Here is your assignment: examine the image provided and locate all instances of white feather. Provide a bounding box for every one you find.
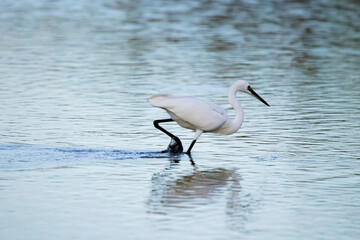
[149,94,227,132]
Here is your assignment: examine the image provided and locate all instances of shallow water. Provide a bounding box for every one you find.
[1,0,360,239]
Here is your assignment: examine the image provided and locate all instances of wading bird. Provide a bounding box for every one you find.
[149,80,269,155]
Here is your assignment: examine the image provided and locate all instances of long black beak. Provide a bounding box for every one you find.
[249,86,270,107]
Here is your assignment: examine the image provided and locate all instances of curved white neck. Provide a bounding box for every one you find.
[227,86,244,134]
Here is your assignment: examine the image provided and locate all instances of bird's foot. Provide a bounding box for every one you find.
[161,137,183,154]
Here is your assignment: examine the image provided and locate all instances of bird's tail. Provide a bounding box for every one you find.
[148,94,172,107]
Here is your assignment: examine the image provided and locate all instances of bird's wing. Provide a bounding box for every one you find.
[149,94,227,131]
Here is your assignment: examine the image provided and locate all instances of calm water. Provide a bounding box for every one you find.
[1,0,360,239]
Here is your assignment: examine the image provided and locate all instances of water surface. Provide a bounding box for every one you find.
[1,0,360,239]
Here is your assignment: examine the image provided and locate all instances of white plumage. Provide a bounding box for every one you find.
[149,94,227,132]
[149,80,269,154]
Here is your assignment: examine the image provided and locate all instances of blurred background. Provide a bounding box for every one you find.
[0,0,359,239]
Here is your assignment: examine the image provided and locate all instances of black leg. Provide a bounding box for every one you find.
[186,140,197,155]
[154,119,176,138]
[153,119,183,153]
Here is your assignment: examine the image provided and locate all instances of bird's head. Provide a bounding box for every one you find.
[235,80,270,106]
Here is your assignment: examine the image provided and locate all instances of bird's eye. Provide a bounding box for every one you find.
[247,86,252,90]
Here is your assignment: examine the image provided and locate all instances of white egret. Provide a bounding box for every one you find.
[149,80,269,155]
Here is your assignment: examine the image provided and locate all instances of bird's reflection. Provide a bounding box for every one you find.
[147,161,253,230]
